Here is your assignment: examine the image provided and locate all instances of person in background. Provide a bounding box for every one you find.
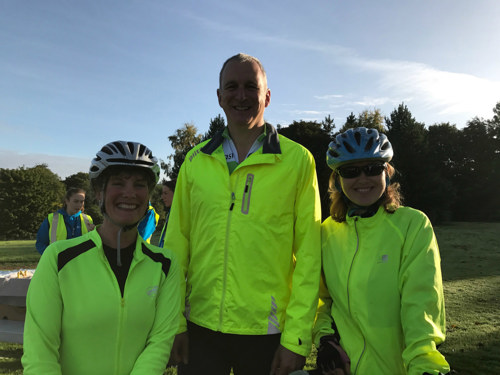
[22,140,181,375]
[35,187,94,255]
[313,127,450,375]
[166,53,321,375]
[138,202,160,243]
[158,179,176,248]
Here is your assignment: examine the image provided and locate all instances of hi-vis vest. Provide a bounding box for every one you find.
[48,212,92,243]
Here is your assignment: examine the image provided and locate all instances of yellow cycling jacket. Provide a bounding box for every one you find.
[23,229,181,375]
[48,211,93,243]
[165,124,321,356]
[314,206,450,375]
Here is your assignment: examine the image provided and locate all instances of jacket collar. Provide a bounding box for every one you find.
[201,123,281,155]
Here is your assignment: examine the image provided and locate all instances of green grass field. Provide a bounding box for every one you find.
[1,222,499,374]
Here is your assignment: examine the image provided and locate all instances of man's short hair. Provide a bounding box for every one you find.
[219,53,267,88]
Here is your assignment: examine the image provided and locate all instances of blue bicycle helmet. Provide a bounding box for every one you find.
[326,127,393,171]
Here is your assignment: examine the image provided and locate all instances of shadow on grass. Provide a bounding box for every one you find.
[435,222,500,281]
[442,336,500,375]
[0,344,22,374]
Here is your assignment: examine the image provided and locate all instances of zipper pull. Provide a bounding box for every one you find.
[229,192,235,211]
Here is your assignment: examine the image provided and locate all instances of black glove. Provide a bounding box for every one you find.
[316,334,351,373]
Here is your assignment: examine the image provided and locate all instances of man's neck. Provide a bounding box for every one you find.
[227,123,265,162]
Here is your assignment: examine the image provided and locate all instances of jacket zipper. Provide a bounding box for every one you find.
[219,190,236,329]
[102,248,135,375]
[349,218,366,374]
[115,298,125,375]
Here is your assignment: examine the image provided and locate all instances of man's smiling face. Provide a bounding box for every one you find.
[217,59,270,130]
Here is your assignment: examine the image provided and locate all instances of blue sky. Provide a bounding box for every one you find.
[1,0,499,178]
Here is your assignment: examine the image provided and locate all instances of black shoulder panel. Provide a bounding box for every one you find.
[201,129,225,155]
[141,244,172,278]
[58,239,96,272]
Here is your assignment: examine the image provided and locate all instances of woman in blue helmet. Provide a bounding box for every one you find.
[313,127,450,375]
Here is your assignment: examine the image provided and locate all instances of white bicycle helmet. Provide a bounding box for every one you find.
[326,127,393,171]
[90,140,160,185]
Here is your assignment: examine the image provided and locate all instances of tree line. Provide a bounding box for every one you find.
[1,102,499,240]
[163,102,500,225]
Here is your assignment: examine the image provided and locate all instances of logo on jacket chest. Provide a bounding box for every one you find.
[146,286,158,297]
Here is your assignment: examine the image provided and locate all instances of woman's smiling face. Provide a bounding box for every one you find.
[339,161,387,207]
[102,172,149,226]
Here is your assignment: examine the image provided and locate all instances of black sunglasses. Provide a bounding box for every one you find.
[337,163,386,178]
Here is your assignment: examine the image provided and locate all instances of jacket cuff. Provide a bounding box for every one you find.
[281,330,311,357]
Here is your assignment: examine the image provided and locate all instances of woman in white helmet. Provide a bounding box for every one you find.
[313,128,450,375]
[23,141,181,375]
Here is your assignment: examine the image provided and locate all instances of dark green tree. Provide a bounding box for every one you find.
[456,109,500,221]
[487,102,500,219]
[163,123,203,179]
[321,115,336,135]
[63,172,90,191]
[385,103,437,219]
[342,112,357,130]
[278,120,333,220]
[0,165,65,239]
[426,123,461,221]
[203,114,226,141]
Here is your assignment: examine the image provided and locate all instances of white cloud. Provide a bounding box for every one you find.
[291,110,326,116]
[314,94,344,100]
[356,59,500,120]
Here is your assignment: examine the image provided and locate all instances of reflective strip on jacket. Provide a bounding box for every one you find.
[165,124,321,356]
[22,229,181,375]
[48,211,93,243]
[314,206,450,375]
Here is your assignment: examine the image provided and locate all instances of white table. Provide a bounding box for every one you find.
[0,269,34,343]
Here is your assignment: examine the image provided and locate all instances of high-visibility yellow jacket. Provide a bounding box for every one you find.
[165,124,321,356]
[22,229,181,375]
[314,206,450,375]
[48,211,93,243]
[36,209,94,254]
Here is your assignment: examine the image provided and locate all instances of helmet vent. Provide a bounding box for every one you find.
[343,141,355,154]
[101,146,113,155]
[114,142,127,155]
[109,143,120,153]
[381,141,389,150]
[354,131,362,145]
[138,144,146,156]
[328,149,339,158]
[365,137,374,152]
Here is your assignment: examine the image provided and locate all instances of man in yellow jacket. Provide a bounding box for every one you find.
[165,53,321,375]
